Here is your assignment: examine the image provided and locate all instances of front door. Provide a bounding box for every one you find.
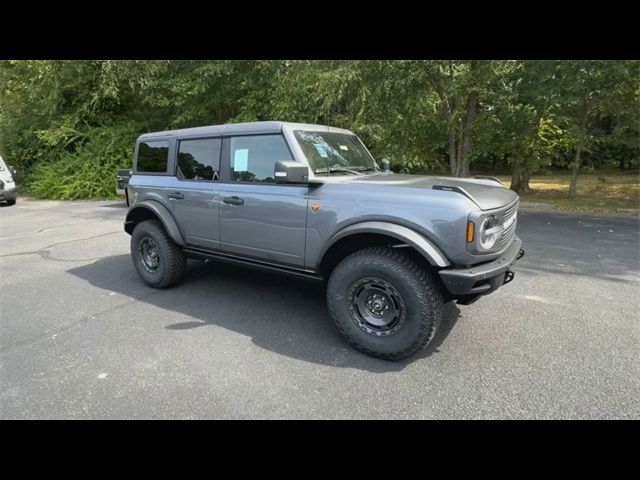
[168,137,222,250]
[219,134,308,268]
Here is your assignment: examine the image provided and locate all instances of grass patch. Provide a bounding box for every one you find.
[495,172,640,214]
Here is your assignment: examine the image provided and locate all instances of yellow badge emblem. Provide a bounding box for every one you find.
[310,203,321,214]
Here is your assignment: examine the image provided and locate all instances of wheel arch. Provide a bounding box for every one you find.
[124,201,185,245]
[318,221,450,276]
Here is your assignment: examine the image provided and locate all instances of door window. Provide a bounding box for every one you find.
[137,141,169,173]
[229,135,293,183]
[177,138,221,181]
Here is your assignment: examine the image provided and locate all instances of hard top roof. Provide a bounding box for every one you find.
[137,121,354,141]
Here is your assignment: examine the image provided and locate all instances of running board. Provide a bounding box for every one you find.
[183,247,324,283]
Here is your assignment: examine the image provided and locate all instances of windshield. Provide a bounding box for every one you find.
[293,130,378,174]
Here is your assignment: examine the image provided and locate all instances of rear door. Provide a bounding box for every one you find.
[219,134,309,268]
[167,137,222,250]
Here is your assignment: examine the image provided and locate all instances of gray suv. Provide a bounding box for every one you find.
[124,121,524,360]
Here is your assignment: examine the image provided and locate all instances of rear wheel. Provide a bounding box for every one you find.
[326,247,444,360]
[131,219,186,288]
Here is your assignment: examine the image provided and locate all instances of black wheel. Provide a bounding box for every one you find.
[6,199,16,206]
[326,247,444,360]
[131,219,186,288]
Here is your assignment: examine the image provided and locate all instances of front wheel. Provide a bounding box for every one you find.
[131,219,186,288]
[326,247,444,360]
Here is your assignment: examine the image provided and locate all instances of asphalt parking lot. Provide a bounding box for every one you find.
[0,198,638,419]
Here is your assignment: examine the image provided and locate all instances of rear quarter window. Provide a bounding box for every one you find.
[137,140,169,173]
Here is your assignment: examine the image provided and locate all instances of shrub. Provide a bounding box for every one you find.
[26,127,136,200]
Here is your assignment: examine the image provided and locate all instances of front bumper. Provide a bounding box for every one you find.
[439,236,524,297]
[0,187,17,202]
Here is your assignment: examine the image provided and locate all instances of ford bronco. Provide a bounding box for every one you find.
[124,121,524,360]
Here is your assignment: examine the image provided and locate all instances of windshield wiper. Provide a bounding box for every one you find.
[315,166,363,175]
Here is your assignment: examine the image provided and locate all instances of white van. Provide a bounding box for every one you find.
[0,155,17,205]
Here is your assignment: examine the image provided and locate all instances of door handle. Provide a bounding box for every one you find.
[168,192,184,200]
[222,196,244,206]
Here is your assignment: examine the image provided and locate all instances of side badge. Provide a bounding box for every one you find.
[310,203,321,214]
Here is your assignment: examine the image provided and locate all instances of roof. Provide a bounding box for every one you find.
[137,121,354,141]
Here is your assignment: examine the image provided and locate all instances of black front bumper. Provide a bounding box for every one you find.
[439,237,524,297]
[0,189,17,201]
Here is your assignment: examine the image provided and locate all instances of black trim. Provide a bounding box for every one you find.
[439,237,523,297]
[183,247,324,283]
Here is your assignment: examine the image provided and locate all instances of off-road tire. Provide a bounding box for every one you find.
[131,219,186,288]
[6,199,15,206]
[326,247,444,360]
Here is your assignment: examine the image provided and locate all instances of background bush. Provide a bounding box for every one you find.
[27,126,136,199]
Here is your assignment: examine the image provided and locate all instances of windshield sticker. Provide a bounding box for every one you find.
[339,145,349,151]
[233,149,249,172]
[314,144,329,158]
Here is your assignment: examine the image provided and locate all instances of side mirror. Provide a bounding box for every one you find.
[274,161,309,184]
[9,165,17,176]
[381,159,391,172]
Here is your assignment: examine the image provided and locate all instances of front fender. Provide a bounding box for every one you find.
[319,221,450,268]
[124,200,185,245]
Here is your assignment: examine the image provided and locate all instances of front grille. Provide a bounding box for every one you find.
[499,200,519,246]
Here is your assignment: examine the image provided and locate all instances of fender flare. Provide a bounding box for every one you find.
[124,200,185,245]
[319,221,451,268]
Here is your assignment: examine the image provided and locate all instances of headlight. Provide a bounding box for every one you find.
[479,215,500,250]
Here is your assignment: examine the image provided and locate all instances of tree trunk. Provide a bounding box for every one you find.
[456,90,479,177]
[568,147,581,197]
[510,163,523,193]
[569,95,589,198]
[448,130,457,176]
[521,169,532,193]
[509,158,522,194]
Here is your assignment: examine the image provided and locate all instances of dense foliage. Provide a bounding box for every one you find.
[0,60,638,199]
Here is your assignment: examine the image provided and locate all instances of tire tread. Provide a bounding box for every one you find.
[327,246,444,360]
[132,219,186,288]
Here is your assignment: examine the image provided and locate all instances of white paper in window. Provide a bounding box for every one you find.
[234,149,249,172]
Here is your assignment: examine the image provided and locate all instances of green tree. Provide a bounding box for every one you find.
[415,60,507,177]
[552,61,639,197]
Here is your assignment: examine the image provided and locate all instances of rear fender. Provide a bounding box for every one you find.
[124,200,185,245]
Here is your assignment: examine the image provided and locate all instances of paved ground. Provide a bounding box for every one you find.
[0,198,638,419]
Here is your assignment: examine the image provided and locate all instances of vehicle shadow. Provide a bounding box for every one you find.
[68,255,461,373]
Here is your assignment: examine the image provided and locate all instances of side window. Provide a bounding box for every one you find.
[230,135,293,183]
[177,138,221,181]
[137,140,169,173]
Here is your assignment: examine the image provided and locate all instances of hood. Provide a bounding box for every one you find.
[345,173,518,211]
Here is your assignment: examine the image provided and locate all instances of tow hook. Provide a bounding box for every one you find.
[503,270,515,285]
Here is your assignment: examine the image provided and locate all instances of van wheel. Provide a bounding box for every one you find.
[6,199,15,206]
[131,220,186,288]
[326,247,444,360]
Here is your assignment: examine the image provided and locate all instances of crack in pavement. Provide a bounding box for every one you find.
[0,231,121,261]
[0,221,111,240]
[0,292,156,356]
[0,263,215,357]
